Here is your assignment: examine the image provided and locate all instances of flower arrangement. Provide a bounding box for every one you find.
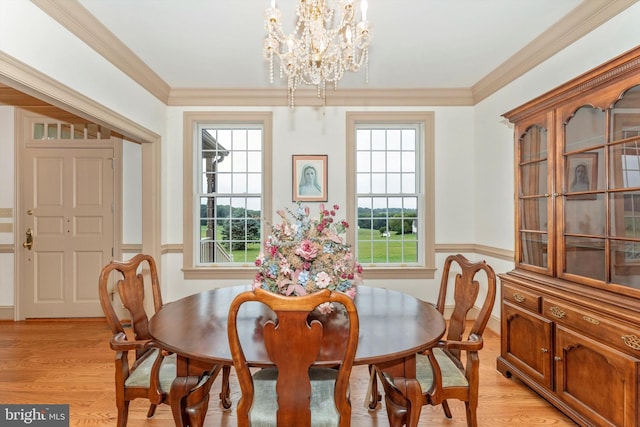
[253,202,362,311]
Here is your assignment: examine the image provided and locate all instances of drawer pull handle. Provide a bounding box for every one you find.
[622,334,640,350]
[549,306,566,319]
[583,316,600,325]
[513,293,525,303]
[541,348,548,353]
[554,356,562,361]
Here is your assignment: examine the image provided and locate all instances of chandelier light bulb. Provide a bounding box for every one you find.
[264,0,372,107]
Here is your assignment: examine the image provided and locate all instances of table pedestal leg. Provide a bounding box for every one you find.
[170,375,211,427]
[403,378,423,427]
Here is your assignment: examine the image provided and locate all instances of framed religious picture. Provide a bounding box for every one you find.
[292,155,328,202]
[566,152,598,200]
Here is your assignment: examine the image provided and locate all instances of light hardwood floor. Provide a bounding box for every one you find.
[0,319,577,426]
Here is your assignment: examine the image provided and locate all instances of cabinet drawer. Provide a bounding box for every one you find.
[543,298,640,357]
[503,283,541,313]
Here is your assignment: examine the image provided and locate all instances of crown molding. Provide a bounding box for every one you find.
[32,0,171,104]
[472,0,639,104]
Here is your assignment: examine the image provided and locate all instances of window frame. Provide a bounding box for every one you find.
[346,112,435,279]
[183,112,272,279]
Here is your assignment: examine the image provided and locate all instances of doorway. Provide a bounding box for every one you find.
[17,109,120,318]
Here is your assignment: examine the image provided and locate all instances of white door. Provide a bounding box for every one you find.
[20,116,115,318]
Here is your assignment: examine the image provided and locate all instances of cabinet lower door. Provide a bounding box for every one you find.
[502,302,553,389]
[555,325,639,427]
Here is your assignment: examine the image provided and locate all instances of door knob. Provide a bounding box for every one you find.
[23,228,33,250]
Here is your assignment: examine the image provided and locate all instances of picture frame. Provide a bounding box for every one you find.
[292,155,328,202]
[566,152,598,200]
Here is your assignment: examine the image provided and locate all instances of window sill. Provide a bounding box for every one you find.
[360,266,436,280]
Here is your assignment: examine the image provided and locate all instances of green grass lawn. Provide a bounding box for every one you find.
[356,228,417,263]
[201,226,416,264]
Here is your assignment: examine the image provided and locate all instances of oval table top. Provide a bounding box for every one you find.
[149,285,446,367]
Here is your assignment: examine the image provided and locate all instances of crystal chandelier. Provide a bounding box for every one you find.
[264,0,371,107]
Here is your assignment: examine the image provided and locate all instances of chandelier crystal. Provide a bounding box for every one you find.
[264,0,371,107]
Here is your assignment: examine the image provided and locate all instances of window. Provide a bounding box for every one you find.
[183,112,272,279]
[346,112,435,279]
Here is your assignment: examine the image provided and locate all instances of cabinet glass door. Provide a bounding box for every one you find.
[518,122,550,271]
[608,85,640,289]
[562,106,606,282]
[559,85,640,290]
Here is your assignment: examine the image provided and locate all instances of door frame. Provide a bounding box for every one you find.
[1,51,162,320]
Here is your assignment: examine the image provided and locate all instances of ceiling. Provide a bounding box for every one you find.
[20,0,640,105]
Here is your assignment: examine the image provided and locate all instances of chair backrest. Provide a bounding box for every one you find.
[228,287,359,427]
[98,254,162,343]
[435,254,497,359]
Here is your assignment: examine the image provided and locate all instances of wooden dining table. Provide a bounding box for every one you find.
[149,284,446,427]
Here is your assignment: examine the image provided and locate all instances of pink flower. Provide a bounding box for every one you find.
[295,239,318,261]
[315,271,332,289]
[346,287,357,299]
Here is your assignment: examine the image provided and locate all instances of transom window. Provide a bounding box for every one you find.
[346,112,435,279]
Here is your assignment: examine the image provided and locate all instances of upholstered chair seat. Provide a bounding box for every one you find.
[249,367,343,427]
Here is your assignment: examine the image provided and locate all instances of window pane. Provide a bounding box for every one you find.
[565,236,605,281]
[387,151,401,172]
[371,152,386,172]
[402,152,415,172]
[565,106,605,152]
[519,232,547,268]
[217,173,232,193]
[371,130,386,150]
[357,173,371,193]
[387,129,401,150]
[387,173,401,193]
[356,129,370,150]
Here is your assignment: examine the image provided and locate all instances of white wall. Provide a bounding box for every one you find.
[0,106,15,306]
[122,140,142,244]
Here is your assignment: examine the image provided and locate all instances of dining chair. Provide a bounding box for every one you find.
[98,254,228,427]
[375,254,497,427]
[227,287,359,427]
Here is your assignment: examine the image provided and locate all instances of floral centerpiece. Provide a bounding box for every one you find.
[253,202,362,312]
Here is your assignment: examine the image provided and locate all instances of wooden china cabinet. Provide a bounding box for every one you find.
[498,45,640,427]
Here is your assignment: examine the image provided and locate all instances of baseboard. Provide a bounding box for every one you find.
[0,306,14,320]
